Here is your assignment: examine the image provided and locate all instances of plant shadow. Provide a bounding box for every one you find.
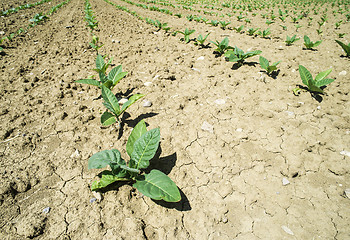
[231,61,258,70]
[269,69,280,79]
[296,85,324,102]
[152,188,191,211]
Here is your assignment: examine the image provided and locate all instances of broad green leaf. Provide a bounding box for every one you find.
[108,65,122,83]
[101,111,116,126]
[298,65,313,87]
[111,72,128,87]
[304,35,310,44]
[129,128,160,170]
[91,170,129,191]
[246,50,262,57]
[101,86,120,114]
[313,40,322,47]
[308,84,323,93]
[126,120,147,157]
[103,80,113,89]
[315,69,332,82]
[120,94,144,113]
[88,149,122,169]
[335,40,350,56]
[133,170,181,202]
[259,56,269,70]
[99,71,107,83]
[96,54,105,71]
[315,78,335,87]
[267,65,277,73]
[271,61,281,67]
[75,79,101,87]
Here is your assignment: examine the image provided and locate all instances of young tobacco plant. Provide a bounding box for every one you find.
[303,35,322,50]
[285,35,300,46]
[293,65,335,95]
[219,20,231,29]
[259,56,281,75]
[76,54,127,90]
[88,120,181,202]
[177,28,195,43]
[89,35,103,53]
[335,40,350,57]
[225,47,262,66]
[210,37,233,55]
[257,28,271,38]
[194,33,210,46]
[233,25,244,33]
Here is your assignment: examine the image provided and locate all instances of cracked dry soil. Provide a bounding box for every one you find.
[1,0,350,239]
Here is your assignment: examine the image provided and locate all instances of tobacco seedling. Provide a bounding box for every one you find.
[335,40,350,57]
[209,20,219,26]
[29,12,48,26]
[247,28,259,36]
[100,85,143,126]
[225,47,262,66]
[210,37,234,55]
[88,120,181,202]
[177,28,195,43]
[257,28,271,38]
[285,35,300,46]
[154,20,170,32]
[89,35,103,53]
[293,65,334,94]
[233,25,244,33]
[76,54,127,91]
[219,21,231,29]
[303,35,322,50]
[259,56,281,75]
[195,33,210,46]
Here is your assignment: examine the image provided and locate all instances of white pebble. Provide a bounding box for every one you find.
[345,189,350,198]
[192,68,200,72]
[70,149,80,158]
[42,207,50,214]
[236,128,243,132]
[92,191,102,202]
[143,100,152,107]
[281,226,294,235]
[118,98,128,105]
[340,150,350,157]
[339,71,347,76]
[317,106,321,110]
[144,82,152,87]
[201,121,214,133]
[214,99,226,105]
[153,75,160,80]
[285,111,294,116]
[282,178,290,186]
[197,56,205,60]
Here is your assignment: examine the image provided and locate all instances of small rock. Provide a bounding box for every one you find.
[143,100,152,107]
[291,69,296,73]
[317,106,321,110]
[192,68,200,72]
[285,111,294,116]
[281,226,294,235]
[222,216,228,223]
[90,198,97,203]
[345,189,350,198]
[92,191,102,202]
[339,71,347,76]
[70,149,80,158]
[118,98,128,105]
[282,178,290,186]
[214,99,226,105]
[201,121,214,133]
[153,75,160,80]
[278,45,284,50]
[111,39,120,43]
[144,82,152,87]
[0,31,5,35]
[197,56,205,60]
[42,207,50,214]
[340,150,350,157]
[236,128,243,132]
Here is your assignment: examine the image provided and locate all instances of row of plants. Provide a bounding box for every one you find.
[84,0,104,53]
[1,0,53,16]
[76,53,181,202]
[0,0,71,46]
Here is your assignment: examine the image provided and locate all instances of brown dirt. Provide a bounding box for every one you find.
[0,0,349,239]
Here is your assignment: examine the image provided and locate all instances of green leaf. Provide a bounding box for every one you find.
[108,65,127,86]
[101,86,120,114]
[120,94,144,113]
[133,170,181,202]
[308,84,324,93]
[96,54,105,71]
[259,56,269,70]
[75,79,101,87]
[313,40,322,47]
[315,78,335,87]
[91,170,129,191]
[315,69,332,82]
[99,71,107,83]
[271,61,281,67]
[126,120,147,157]
[335,40,350,56]
[267,65,277,73]
[304,35,310,44]
[101,111,116,126]
[129,128,160,170]
[88,149,122,169]
[298,65,313,87]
